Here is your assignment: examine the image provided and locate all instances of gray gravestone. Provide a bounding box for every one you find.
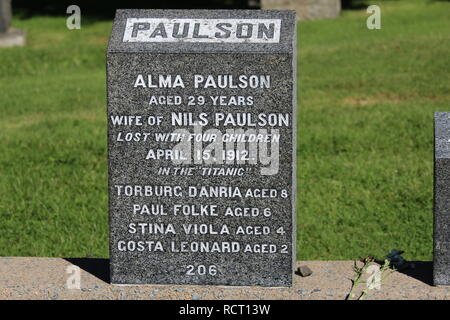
[0,0,11,33]
[0,0,25,48]
[107,9,296,287]
[261,0,341,20]
[434,112,450,286]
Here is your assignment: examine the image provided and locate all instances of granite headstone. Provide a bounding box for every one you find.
[434,112,450,286]
[107,9,296,287]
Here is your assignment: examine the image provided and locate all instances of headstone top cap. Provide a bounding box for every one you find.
[108,9,296,54]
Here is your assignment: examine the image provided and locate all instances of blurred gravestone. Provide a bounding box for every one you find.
[0,0,11,32]
[261,0,341,20]
[0,0,25,48]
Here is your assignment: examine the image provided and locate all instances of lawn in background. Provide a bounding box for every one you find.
[0,0,449,260]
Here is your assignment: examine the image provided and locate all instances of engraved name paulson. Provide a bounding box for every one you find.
[122,18,281,43]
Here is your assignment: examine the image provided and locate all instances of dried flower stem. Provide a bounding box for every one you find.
[346,258,394,300]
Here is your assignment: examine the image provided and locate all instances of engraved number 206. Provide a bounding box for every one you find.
[186,264,217,276]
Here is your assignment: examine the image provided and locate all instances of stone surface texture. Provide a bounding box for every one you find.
[434,112,450,286]
[0,258,446,300]
[261,0,341,20]
[107,10,296,287]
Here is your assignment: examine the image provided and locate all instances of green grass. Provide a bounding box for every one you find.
[1,0,449,260]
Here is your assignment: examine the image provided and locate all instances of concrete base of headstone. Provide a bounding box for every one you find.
[261,0,341,20]
[0,257,444,299]
[0,28,25,48]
